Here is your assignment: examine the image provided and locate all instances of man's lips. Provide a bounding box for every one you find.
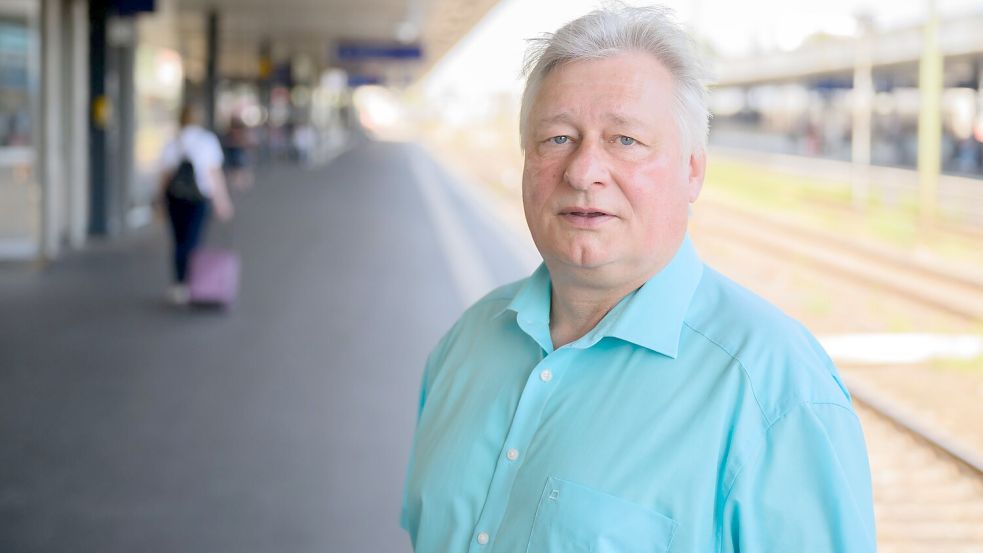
[558,208,615,227]
[558,208,613,217]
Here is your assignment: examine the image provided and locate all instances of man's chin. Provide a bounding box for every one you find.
[547,250,615,272]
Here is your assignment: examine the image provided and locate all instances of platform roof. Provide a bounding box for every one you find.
[713,11,983,87]
[168,0,501,84]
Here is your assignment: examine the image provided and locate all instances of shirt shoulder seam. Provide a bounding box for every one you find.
[682,321,771,424]
[715,399,859,546]
[806,401,860,420]
[714,399,852,551]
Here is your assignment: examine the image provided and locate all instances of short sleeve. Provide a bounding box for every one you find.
[199,131,224,169]
[720,402,877,552]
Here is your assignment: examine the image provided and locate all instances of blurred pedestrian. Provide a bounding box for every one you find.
[293,122,316,166]
[158,104,234,305]
[223,114,255,191]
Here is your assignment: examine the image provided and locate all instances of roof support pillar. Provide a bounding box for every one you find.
[205,9,219,131]
[917,0,943,225]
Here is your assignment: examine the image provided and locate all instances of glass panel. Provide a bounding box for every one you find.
[129,44,182,227]
[0,12,37,258]
[0,18,31,146]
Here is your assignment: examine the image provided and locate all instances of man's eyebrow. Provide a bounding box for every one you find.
[603,113,646,128]
[532,112,648,127]
[533,113,576,126]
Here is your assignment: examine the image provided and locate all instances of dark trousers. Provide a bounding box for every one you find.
[166,193,210,283]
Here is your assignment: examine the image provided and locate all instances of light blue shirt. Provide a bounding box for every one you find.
[401,236,876,552]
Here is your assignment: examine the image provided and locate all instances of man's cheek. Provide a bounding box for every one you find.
[529,158,564,181]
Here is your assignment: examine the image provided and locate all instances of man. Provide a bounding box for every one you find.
[401,5,876,552]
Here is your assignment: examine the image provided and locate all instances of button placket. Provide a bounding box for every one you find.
[467,353,565,553]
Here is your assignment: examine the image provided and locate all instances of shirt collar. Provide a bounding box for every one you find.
[602,235,704,358]
[500,235,704,358]
[498,263,554,353]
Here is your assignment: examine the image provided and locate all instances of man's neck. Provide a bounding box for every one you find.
[547,265,654,349]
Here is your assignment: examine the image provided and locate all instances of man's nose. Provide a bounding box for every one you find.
[563,140,608,190]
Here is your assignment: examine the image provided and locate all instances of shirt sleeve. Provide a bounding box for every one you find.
[399,353,432,535]
[202,131,225,169]
[186,130,225,196]
[720,402,877,552]
[398,320,464,541]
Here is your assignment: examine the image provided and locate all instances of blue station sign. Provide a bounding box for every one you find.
[336,43,423,61]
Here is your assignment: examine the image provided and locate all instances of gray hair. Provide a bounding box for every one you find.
[519,4,711,157]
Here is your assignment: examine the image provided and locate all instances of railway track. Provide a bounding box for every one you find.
[855,401,983,552]
[695,199,983,323]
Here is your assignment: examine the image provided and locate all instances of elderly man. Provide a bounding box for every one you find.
[401,5,876,552]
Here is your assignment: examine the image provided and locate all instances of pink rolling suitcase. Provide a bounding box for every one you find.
[187,248,240,306]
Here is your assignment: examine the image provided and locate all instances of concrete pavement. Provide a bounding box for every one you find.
[0,141,533,552]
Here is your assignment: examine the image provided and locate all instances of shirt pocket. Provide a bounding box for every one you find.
[525,476,679,553]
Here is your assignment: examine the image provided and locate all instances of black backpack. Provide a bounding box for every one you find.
[166,158,206,202]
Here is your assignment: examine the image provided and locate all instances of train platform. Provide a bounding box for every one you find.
[0,141,534,552]
[3,138,982,551]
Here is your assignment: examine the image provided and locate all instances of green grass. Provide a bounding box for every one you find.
[803,292,833,318]
[704,158,981,262]
[930,354,983,374]
[706,159,851,209]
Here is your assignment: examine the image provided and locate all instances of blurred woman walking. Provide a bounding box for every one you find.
[158,104,235,305]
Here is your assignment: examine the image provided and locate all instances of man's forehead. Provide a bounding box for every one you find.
[531,111,652,129]
[528,55,674,125]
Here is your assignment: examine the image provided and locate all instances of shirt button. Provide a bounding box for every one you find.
[477,532,489,545]
[540,369,553,382]
[506,448,520,461]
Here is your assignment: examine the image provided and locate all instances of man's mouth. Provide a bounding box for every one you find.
[560,208,613,217]
[565,211,608,218]
[558,208,615,227]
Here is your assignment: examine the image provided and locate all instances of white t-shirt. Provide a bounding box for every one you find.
[160,125,225,197]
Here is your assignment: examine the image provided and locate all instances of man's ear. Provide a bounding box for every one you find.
[687,148,706,203]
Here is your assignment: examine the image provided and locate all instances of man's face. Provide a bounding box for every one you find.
[522,52,705,280]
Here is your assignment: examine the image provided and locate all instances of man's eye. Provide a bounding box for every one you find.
[617,135,637,146]
[549,136,569,145]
